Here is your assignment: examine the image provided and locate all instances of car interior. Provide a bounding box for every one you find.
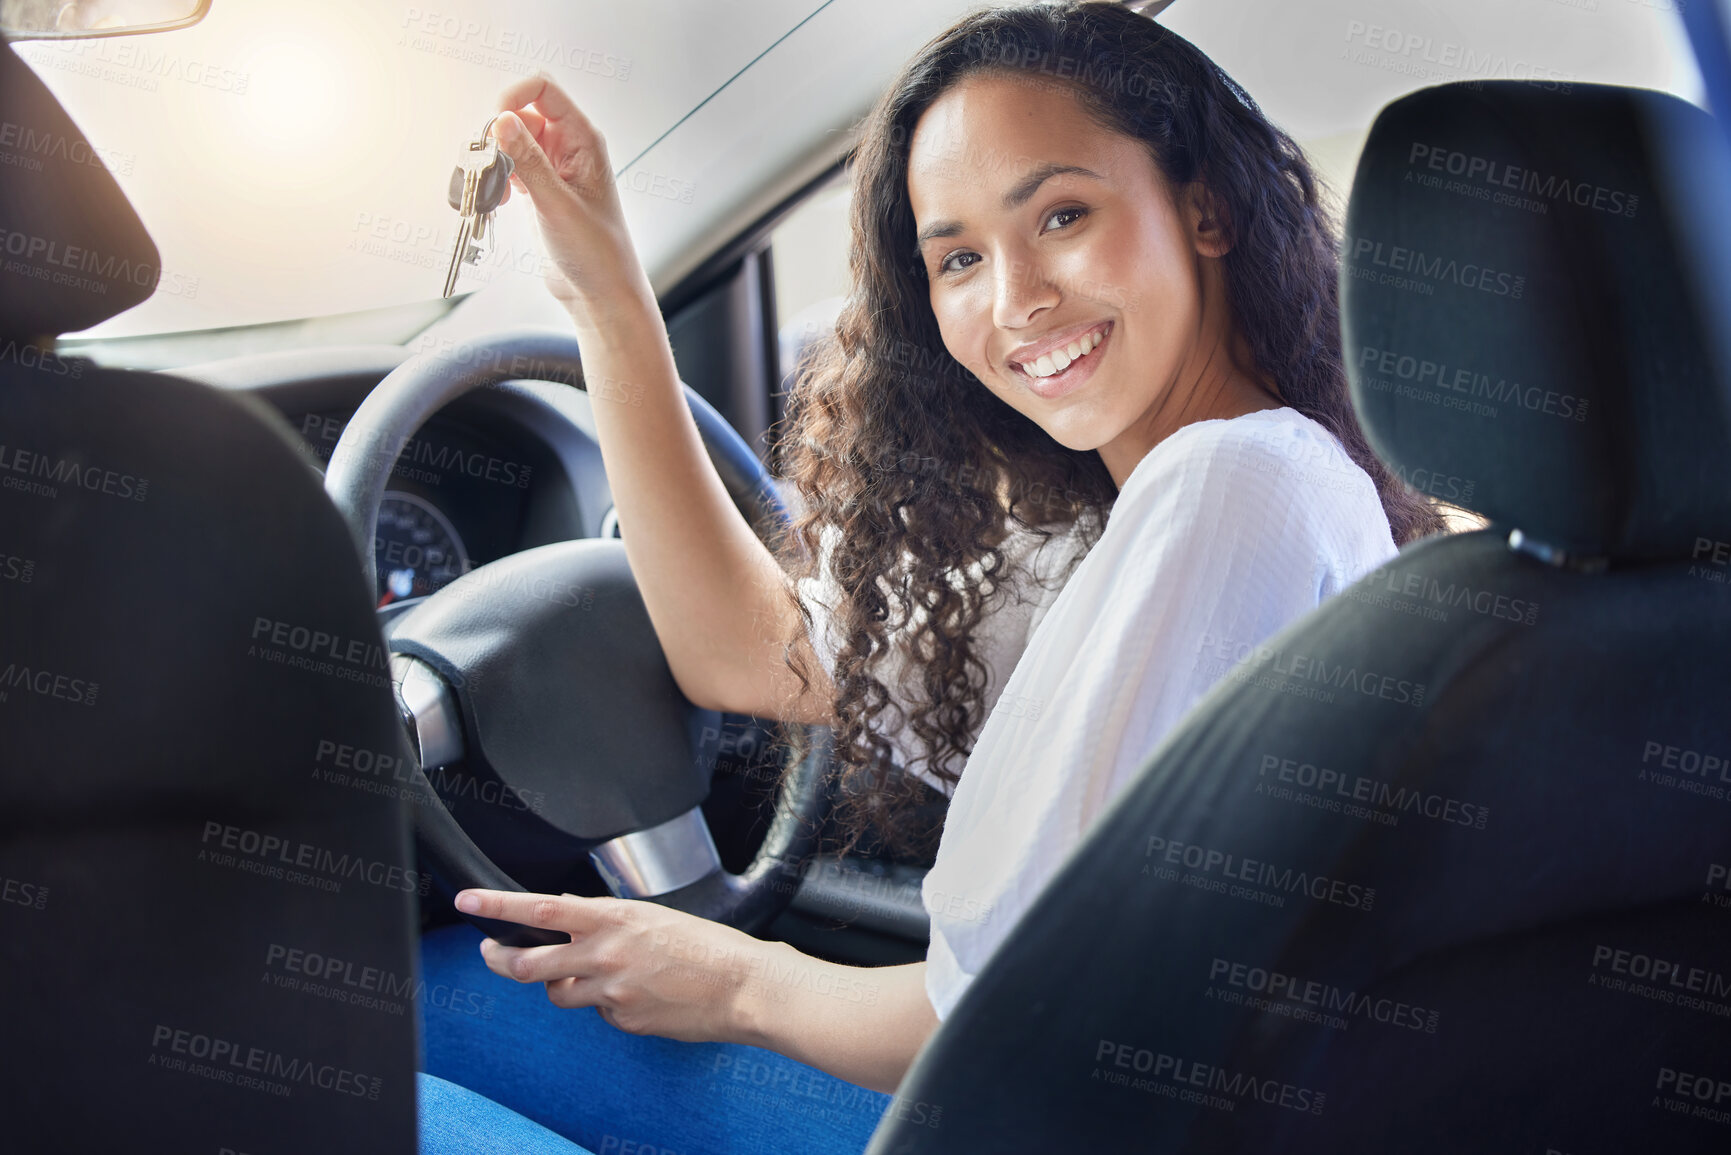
[2,0,1728,1151]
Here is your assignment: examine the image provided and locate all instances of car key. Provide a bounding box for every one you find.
[442,124,515,298]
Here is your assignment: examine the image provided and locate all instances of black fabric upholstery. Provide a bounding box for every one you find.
[1344,82,1731,561]
[0,43,160,339]
[872,533,1731,1152]
[0,359,418,1151]
[869,82,1731,1153]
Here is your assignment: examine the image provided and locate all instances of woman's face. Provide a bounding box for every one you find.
[907,70,1237,487]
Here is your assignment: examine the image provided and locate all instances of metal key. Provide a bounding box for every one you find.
[442,124,516,298]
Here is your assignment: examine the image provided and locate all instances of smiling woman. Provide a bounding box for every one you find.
[908,79,1279,482]
[778,3,1443,869]
[410,4,1431,1154]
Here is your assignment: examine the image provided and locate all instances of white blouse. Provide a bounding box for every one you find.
[798,407,1398,1019]
[795,500,1097,795]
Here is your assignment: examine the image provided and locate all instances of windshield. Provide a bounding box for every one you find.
[10,0,1704,353]
[11,0,826,342]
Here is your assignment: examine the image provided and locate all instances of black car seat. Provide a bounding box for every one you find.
[0,42,417,1152]
[868,81,1731,1153]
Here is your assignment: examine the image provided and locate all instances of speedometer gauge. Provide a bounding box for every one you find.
[374,491,469,608]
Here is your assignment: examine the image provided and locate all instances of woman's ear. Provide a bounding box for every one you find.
[1182,182,1234,259]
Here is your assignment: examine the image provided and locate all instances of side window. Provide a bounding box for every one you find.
[766,172,853,478]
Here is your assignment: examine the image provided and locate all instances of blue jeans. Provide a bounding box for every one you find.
[417,922,893,1155]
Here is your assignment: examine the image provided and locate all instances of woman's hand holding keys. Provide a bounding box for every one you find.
[489,73,650,328]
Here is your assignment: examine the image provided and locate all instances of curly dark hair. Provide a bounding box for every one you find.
[765,1,1444,861]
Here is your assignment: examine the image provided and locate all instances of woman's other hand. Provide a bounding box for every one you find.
[455,887,936,1093]
[489,74,648,324]
[457,888,783,1044]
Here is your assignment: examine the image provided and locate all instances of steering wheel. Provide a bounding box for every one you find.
[323,329,830,947]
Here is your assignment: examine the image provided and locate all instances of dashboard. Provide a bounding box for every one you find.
[297,404,543,606]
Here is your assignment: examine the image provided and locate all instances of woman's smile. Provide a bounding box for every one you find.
[1008,319,1112,400]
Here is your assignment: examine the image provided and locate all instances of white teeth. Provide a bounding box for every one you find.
[1021,326,1105,379]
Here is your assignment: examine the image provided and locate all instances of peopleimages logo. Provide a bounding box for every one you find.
[617,168,696,205]
[1256,754,1490,830]
[248,616,392,689]
[1,873,49,911]
[1200,633,1427,708]
[249,618,385,662]
[1637,738,1731,804]
[1357,345,1588,424]
[399,7,632,80]
[312,736,549,815]
[0,338,83,379]
[0,659,99,707]
[0,119,134,176]
[1408,143,1639,219]
[199,820,432,896]
[1345,233,1525,299]
[1143,835,1376,911]
[1207,957,1440,1033]
[263,941,497,1019]
[1641,740,1731,783]
[1350,560,1542,627]
[1340,21,1572,91]
[0,227,181,295]
[0,441,147,502]
[1386,462,1475,504]
[1709,863,1731,895]
[962,34,1191,104]
[1092,1039,1326,1114]
[1654,1066,1731,1121]
[148,1024,381,1100]
[19,37,250,95]
[1591,944,1731,1001]
[300,413,534,489]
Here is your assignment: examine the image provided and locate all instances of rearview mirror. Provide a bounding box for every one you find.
[1,0,210,40]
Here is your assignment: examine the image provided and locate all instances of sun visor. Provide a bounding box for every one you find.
[0,39,159,340]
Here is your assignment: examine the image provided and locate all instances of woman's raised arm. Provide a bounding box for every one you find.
[491,74,834,724]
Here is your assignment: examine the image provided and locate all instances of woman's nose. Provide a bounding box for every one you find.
[992,253,1061,330]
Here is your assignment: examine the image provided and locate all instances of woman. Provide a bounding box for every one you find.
[417,4,1441,1152]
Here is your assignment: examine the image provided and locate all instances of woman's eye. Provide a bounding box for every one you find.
[938,250,980,275]
[933,212,1084,276]
[1044,206,1088,231]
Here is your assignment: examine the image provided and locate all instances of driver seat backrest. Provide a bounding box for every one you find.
[868,82,1731,1153]
[0,43,417,1152]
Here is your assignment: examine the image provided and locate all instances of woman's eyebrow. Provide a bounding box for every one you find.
[1003,162,1102,209]
[916,220,965,247]
[914,163,1104,251]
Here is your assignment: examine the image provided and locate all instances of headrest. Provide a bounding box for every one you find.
[0,40,159,339]
[1342,81,1731,563]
